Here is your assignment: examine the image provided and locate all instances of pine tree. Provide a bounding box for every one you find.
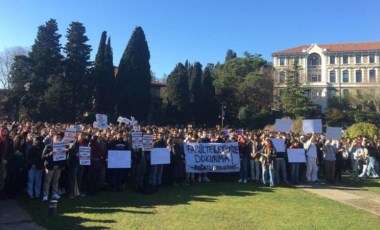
[280,62,314,118]
[165,63,191,124]
[189,62,203,123]
[64,21,92,121]
[28,19,64,121]
[116,26,151,120]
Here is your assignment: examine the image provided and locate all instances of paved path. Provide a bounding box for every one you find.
[298,183,380,216]
[0,199,45,230]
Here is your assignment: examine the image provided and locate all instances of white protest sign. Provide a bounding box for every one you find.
[73,125,82,132]
[96,114,108,130]
[269,138,286,152]
[302,119,322,134]
[151,148,171,165]
[107,150,131,168]
[142,135,153,151]
[79,146,91,166]
[62,128,77,143]
[53,141,66,161]
[275,119,293,133]
[325,127,343,140]
[287,148,306,163]
[131,132,143,149]
[130,116,138,131]
[117,116,131,125]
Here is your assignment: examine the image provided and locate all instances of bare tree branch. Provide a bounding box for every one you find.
[0,47,29,89]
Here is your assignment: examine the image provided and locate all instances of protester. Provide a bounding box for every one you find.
[26,136,44,198]
[261,138,276,187]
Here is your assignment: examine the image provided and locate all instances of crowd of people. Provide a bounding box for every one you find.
[0,121,379,202]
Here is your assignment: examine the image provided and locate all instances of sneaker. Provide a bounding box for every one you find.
[52,194,61,200]
[42,196,48,202]
[243,179,247,183]
[203,177,210,182]
[238,179,243,183]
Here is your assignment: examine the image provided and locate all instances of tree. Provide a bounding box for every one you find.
[165,63,191,124]
[214,52,273,127]
[64,21,92,121]
[0,47,29,89]
[7,55,33,120]
[201,65,218,126]
[189,62,203,123]
[225,49,237,61]
[28,19,64,120]
[93,32,115,115]
[116,27,151,120]
[280,62,314,118]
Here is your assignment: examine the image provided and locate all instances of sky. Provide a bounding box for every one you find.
[1,0,380,79]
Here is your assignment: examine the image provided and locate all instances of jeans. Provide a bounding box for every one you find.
[262,164,275,187]
[239,157,248,180]
[275,158,288,183]
[250,159,260,181]
[150,164,164,185]
[291,163,300,184]
[365,157,379,177]
[306,156,318,182]
[27,167,42,197]
[43,166,62,196]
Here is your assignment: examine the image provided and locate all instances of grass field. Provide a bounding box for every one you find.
[19,180,380,230]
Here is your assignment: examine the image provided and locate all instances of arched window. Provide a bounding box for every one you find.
[307,53,321,67]
[342,70,349,83]
[329,70,336,83]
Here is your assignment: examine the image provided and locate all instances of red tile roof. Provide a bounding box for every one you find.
[273,41,380,55]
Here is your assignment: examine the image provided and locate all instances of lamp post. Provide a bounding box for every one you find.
[221,106,226,129]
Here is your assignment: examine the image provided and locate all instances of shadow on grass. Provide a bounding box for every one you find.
[19,179,274,229]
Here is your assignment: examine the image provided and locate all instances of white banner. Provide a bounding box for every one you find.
[151,148,171,165]
[96,114,108,130]
[184,142,240,173]
[107,150,131,168]
[62,128,76,143]
[142,135,153,151]
[79,147,91,166]
[302,119,322,134]
[269,138,286,152]
[325,127,343,140]
[131,132,143,149]
[275,119,293,133]
[53,141,66,161]
[287,148,306,163]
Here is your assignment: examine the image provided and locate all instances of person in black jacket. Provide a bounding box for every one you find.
[26,136,44,198]
[0,127,14,200]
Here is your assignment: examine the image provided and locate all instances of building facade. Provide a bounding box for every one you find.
[272,42,380,112]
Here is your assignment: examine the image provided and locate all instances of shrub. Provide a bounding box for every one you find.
[344,122,379,138]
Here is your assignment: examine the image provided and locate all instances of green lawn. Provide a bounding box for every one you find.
[20,181,380,229]
[339,174,380,194]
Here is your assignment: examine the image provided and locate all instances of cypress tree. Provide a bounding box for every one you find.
[201,65,218,126]
[116,26,151,121]
[93,31,107,113]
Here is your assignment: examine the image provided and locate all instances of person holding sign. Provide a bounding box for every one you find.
[149,132,166,187]
[304,134,320,183]
[261,138,276,187]
[42,134,65,202]
[289,138,304,185]
[322,139,339,184]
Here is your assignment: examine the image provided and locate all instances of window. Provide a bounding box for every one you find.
[342,70,349,83]
[369,69,376,83]
[308,74,321,82]
[329,70,336,83]
[355,54,361,64]
[369,54,375,63]
[355,70,362,82]
[279,72,285,83]
[343,89,349,96]
[342,55,349,64]
[308,54,321,67]
[330,55,335,64]
[280,57,285,66]
[330,90,336,97]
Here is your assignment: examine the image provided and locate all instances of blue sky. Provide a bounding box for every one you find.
[1,0,379,78]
